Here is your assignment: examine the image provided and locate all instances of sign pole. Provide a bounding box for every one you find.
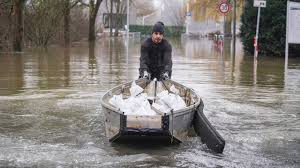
[232,0,236,58]
[186,1,190,35]
[254,6,261,58]
[285,0,290,71]
[223,15,226,36]
[127,0,129,37]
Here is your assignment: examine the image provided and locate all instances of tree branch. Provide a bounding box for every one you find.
[70,0,81,8]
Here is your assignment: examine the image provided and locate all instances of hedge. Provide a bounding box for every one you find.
[129,25,185,37]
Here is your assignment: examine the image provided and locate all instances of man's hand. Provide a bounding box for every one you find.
[162,72,169,80]
[143,71,150,79]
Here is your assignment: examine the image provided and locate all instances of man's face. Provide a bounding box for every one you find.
[152,32,163,44]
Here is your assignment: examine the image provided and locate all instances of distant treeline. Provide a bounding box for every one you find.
[0,0,128,52]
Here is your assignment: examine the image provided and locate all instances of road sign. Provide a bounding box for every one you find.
[217,1,232,15]
[286,1,300,70]
[186,12,192,16]
[287,1,300,44]
[254,0,266,8]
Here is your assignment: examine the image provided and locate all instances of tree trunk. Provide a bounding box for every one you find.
[12,0,25,51]
[89,15,96,41]
[64,0,71,47]
[114,0,120,37]
[109,0,113,37]
[89,0,102,41]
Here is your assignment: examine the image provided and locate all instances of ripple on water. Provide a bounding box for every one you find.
[0,136,161,167]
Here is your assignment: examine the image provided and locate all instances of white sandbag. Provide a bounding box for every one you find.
[109,92,156,116]
[108,94,124,109]
[134,102,156,116]
[133,94,156,115]
[157,90,186,111]
[172,94,186,110]
[129,81,144,97]
[152,102,171,113]
[170,84,179,94]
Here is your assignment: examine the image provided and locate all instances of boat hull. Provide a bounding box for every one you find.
[102,103,199,143]
[101,79,226,153]
[101,79,201,143]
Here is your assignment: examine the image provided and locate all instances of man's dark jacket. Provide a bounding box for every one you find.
[139,37,172,80]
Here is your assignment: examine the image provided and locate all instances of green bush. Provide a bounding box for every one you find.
[129,25,185,37]
[240,0,287,56]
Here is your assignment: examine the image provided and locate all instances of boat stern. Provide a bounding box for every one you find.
[107,113,181,144]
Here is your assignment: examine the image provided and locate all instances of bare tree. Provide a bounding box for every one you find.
[69,5,89,42]
[25,0,64,47]
[0,0,12,51]
[11,0,26,51]
[105,0,133,36]
[162,0,185,26]
[0,0,27,51]
[64,0,71,47]
[63,0,81,47]
[88,0,103,41]
[133,0,157,17]
[107,0,122,37]
[109,0,113,36]
[114,0,127,36]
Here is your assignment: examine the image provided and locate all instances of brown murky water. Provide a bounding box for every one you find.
[0,37,299,167]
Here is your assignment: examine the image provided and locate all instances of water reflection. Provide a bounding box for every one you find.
[63,48,70,87]
[88,42,98,78]
[0,53,24,95]
[37,48,73,89]
[254,56,258,85]
[0,38,289,93]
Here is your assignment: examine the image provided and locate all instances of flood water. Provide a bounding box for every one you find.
[0,37,299,167]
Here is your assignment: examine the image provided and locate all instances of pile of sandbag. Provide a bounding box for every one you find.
[109,81,187,115]
[109,81,156,115]
[152,86,186,113]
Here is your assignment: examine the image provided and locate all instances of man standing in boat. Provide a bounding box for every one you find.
[139,21,172,80]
